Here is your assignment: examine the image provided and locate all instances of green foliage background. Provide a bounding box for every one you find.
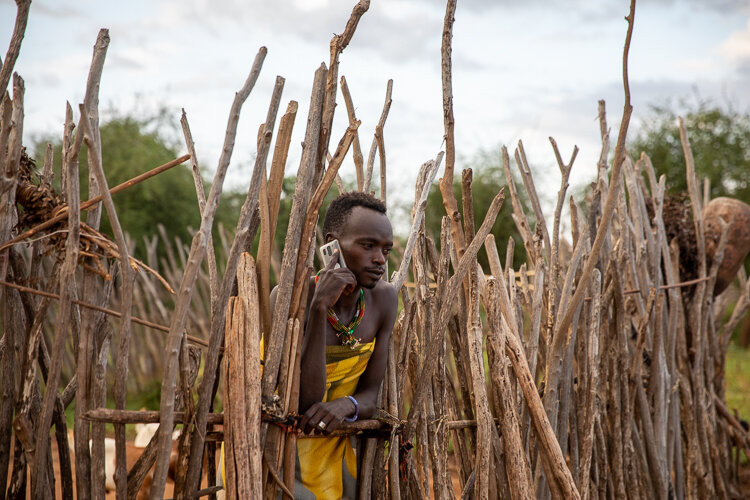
[628,99,750,281]
[628,99,750,202]
[32,114,349,287]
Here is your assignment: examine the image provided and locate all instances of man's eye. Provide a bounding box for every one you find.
[383,248,392,256]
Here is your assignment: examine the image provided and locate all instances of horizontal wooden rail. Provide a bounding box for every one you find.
[81,408,498,436]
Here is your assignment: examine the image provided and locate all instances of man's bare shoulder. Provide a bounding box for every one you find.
[370,280,398,310]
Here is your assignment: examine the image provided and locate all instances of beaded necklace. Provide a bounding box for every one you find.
[326,289,365,349]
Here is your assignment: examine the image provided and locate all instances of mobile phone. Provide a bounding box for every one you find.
[319,240,347,269]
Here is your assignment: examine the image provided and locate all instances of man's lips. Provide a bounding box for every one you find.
[365,268,384,278]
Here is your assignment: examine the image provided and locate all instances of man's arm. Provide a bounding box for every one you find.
[350,283,398,419]
[297,252,357,413]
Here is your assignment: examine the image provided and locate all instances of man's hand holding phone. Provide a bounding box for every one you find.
[313,246,357,309]
[319,240,347,269]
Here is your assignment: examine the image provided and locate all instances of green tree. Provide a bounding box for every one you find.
[424,148,529,271]
[629,100,750,202]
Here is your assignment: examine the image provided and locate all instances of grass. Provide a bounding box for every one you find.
[725,344,750,425]
[726,344,750,466]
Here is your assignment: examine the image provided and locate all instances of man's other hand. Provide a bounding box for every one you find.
[299,397,357,435]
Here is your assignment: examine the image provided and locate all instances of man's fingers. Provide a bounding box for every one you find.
[299,411,311,431]
[300,401,350,434]
[323,415,346,435]
[325,250,340,270]
[299,406,319,432]
[320,414,335,435]
[314,411,333,434]
[301,406,326,434]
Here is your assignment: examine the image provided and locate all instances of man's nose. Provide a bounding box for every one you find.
[372,249,386,265]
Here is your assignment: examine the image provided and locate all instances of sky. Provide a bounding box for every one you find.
[2,0,750,233]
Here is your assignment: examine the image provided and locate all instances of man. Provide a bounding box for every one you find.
[285,191,398,499]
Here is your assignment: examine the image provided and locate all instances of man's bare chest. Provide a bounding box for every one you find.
[324,305,380,345]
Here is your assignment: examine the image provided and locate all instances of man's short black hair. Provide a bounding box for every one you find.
[322,191,387,237]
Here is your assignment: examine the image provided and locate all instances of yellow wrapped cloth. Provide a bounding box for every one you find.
[294,341,375,499]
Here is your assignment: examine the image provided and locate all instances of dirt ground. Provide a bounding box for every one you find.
[6,435,195,499]
[740,463,750,497]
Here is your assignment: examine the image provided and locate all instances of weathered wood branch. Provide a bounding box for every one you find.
[0,0,31,94]
[391,152,444,291]
[262,63,325,405]
[438,0,466,257]
[363,78,393,194]
[32,86,81,500]
[406,189,505,437]
[318,0,370,181]
[339,75,365,190]
[180,110,219,311]
[81,103,136,498]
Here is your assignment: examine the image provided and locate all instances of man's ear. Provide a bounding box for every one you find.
[324,232,336,243]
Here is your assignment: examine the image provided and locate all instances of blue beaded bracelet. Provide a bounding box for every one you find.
[344,395,359,422]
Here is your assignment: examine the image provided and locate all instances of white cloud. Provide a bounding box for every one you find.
[33,3,86,19]
[720,19,750,63]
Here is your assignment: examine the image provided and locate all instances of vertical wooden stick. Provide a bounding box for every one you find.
[438,0,467,256]
[553,0,636,347]
[486,278,534,500]
[578,270,601,500]
[223,254,263,498]
[80,104,136,500]
[317,0,370,183]
[76,29,110,499]
[0,0,31,94]
[391,152,443,291]
[257,101,297,340]
[503,318,580,500]
[514,142,551,262]
[405,190,505,437]
[262,64,326,404]
[180,110,219,309]
[0,78,22,500]
[465,261,493,498]
[363,79,393,196]
[339,75,365,191]
[32,95,82,500]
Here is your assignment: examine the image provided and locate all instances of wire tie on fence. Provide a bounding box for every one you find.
[261,410,300,435]
[398,439,414,482]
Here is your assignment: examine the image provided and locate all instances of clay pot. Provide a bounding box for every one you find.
[703,197,750,295]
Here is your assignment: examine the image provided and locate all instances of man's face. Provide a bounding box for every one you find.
[332,206,393,289]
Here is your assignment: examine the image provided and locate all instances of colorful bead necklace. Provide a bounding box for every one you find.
[326,289,365,349]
